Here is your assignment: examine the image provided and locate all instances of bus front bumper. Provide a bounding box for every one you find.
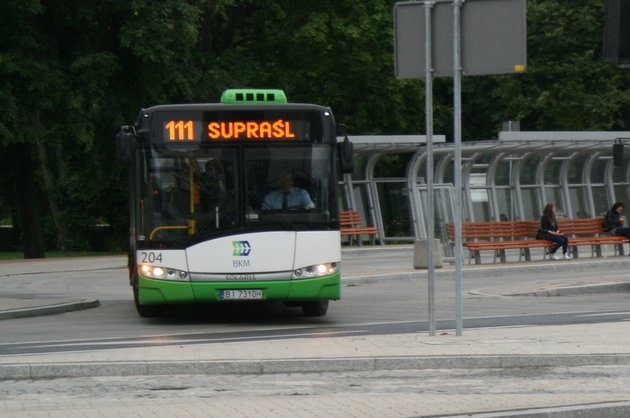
[136,272,341,305]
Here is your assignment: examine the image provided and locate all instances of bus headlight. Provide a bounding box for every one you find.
[139,264,189,281]
[292,262,338,279]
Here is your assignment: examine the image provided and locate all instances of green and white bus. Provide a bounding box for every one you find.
[116,89,353,317]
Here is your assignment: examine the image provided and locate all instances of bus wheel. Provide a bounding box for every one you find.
[134,299,162,318]
[301,300,329,317]
[133,280,162,318]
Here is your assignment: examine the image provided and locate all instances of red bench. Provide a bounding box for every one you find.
[447,221,549,264]
[554,218,630,258]
[447,218,630,264]
[340,210,379,245]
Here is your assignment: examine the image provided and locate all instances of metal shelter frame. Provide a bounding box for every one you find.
[340,132,630,252]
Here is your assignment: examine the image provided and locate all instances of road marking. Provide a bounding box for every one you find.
[3,330,367,351]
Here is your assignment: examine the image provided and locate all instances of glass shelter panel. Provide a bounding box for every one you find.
[495,160,512,186]
[614,185,629,204]
[544,160,563,184]
[376,181,412,239]
[568,186,589,218]
[441,157,454,184]
[612,166,627,183]
[520,155,542,184]
[521,187,540,220]
[567,155,588,183]
[495,187,515,221]
[591,186,608,216]
[591,159,608,183]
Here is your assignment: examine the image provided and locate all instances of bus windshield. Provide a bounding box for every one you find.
[138,144,337,247]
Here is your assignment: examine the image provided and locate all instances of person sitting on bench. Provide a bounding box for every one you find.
[603,202,630,238]
[539,203,570,260]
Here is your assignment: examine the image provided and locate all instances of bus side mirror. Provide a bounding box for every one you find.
[338,135,354,174]
[116,126,135,165]
[613,142,624,168]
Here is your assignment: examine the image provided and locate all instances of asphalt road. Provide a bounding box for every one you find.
[2,266,630,356]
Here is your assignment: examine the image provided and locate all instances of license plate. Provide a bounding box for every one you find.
[220,289,263,300]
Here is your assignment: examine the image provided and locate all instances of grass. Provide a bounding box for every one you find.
[0,251,124,261]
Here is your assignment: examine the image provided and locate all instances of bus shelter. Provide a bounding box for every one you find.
[340,135,445,245]
[340,132,630,254]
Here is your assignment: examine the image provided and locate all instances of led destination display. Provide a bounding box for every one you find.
[164,119,298,142]
[158,109,319,144]
[207,120,295,140]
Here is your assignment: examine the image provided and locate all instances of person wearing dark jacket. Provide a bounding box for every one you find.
[603,202,630,237]
[539,203,570,260]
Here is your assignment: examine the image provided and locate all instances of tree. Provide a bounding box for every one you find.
[461,0,629,138]
[0,1,55,257]
[1,0,628,255]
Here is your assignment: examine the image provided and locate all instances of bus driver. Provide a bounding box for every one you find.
[262,173,315,210]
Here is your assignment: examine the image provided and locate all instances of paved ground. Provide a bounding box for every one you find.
[1,246,630,417]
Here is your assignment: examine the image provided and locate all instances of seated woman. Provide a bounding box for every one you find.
[539,203,570,260]
[603,202,630,238]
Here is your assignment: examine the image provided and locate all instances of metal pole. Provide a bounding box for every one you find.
[344,173,356,210]
[453,0,463,336]
[424,0,436,336]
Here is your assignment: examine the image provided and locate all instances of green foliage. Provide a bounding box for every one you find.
[465,0,630,137]
[0,0,628,253]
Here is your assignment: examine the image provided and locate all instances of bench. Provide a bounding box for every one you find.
[447,218,630,264]
[552,218,630,258]
[340,210,379,245]
[447,221,550,264]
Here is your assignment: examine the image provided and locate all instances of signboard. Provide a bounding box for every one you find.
[153,110,320,144]
[163,119,301,142]
[394,0,527,78]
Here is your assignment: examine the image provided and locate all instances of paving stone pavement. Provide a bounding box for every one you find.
[3,367,630,417]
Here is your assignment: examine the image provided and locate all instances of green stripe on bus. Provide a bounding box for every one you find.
[137,272,340,304]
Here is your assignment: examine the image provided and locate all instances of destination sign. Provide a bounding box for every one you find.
[157,108,322,145]
[163,119,300,143]
[207,120,295,140]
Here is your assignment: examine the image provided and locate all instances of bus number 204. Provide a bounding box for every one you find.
[141,252,163,263]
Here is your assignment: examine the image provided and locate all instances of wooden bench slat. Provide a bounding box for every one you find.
[446,218,630,264]
[340,210,378,244]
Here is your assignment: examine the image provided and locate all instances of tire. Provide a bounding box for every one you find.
[301,300,329,317]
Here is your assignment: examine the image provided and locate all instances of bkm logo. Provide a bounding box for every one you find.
[232,240,251,256]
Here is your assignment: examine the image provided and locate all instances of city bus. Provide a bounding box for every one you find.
[116,89,353,317]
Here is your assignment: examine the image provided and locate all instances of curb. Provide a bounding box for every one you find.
[2,353,630,380]
[344,259,630,285]
[0,299,100,320]
[447,401,630,418]
[469,281,630,297]
[508,281,630,297]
